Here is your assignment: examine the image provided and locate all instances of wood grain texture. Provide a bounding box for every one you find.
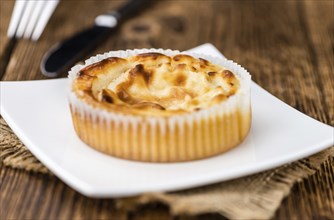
[0,0,15,79]
[0,0,333,219]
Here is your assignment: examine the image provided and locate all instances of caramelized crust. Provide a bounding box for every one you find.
[72,53,240,116]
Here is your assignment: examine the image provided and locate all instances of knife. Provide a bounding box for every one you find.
[41,0,151,78]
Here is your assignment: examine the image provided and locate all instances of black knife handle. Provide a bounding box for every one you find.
[41,0,151,78]
[41,26,111,78]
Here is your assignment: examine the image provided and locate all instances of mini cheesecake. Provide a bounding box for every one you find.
[68,49,251,162]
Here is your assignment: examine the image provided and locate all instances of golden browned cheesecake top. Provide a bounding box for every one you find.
[72,53,240,116]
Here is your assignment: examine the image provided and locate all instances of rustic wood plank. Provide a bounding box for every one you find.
[1,157,332,220]
[274,157,334,219]
[0,166,127,220]
[0,0,333,219]
[218,0,331,123]
[0,0,14,55]
[302,0,334,125]
[0,0,15,79]
[274,2,334,218]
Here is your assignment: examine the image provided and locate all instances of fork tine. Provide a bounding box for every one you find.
[23,1,45,39]
[31,0,59,41]
[7,0,27,38]
[16,0,37,38]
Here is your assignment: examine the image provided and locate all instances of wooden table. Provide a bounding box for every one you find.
[1,0,333,219]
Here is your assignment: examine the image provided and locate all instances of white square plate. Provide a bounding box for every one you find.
[1,44,333,198]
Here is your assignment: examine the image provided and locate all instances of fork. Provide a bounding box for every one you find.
[7,0,59,41]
